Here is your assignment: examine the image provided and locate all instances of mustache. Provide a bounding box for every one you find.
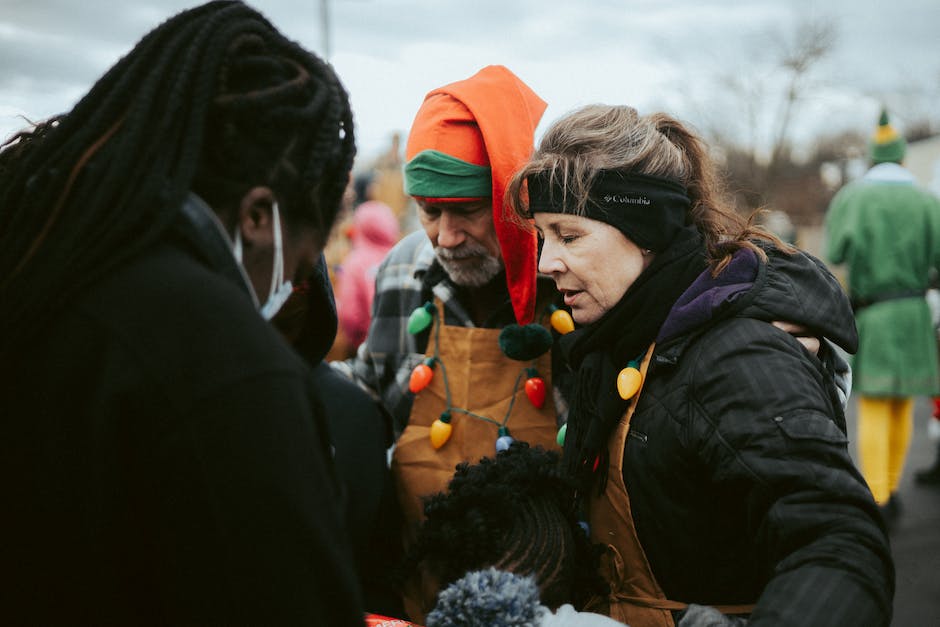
[435,240,490,260]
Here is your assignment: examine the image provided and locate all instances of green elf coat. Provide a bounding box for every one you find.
[825,162,940,396]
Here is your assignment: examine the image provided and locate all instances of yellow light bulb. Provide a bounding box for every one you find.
[429,417,453,449]
[550,308,575,334]
[616,366,642,400]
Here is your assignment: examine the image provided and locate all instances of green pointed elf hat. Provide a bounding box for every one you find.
[870,108,906,164]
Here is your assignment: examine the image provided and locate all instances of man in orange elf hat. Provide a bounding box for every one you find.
[333,65,570,618]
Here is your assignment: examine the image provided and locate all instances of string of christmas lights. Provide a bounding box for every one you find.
[406,300,644,451]
[406,300,574,451]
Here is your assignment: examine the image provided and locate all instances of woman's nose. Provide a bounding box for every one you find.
[538,240,565,275]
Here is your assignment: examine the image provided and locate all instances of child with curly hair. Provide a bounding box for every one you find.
[404,442,620,626]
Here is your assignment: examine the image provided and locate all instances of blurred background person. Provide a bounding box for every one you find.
[825,108,940,525]
[369,131,413,227]
[0,1,364,624]
[337,200,402,351]
[325,160,409,361]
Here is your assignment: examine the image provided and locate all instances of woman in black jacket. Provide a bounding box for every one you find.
[506,105,893,627]
[0,2,363,625]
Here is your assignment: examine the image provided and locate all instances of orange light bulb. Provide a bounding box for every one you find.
[409,358,436,393]
[409,363,433,393]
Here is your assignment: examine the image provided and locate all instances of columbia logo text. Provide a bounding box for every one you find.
[604,195,651,205]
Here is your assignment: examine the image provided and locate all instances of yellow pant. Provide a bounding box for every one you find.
[857,396,914,504]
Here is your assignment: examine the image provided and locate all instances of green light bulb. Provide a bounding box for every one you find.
[407,302,434,334]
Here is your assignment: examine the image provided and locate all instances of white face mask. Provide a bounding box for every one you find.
[233,202,294,320]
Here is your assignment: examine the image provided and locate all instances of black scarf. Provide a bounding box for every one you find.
[558,226,707,497]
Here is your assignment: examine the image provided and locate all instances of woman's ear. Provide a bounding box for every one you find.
[237,186,276,247]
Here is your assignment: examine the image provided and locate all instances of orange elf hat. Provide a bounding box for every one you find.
[405,65,547,325]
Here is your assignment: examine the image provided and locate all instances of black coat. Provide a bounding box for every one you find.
[628,246,894,626]
[311,361,404,618]
[1,197,364,626]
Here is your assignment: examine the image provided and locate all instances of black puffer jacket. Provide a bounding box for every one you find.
[626,245,893,626]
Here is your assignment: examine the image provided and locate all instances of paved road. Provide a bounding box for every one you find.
[844,395,940,626]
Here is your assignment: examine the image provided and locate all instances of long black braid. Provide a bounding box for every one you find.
[0,0,355,355]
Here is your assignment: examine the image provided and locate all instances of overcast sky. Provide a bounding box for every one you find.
[2,0,938,165]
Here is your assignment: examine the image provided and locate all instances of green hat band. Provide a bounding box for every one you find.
[404,150,492,198]
[870,137,907,164]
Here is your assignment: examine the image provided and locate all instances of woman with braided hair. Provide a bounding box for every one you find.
[1,2,364,625]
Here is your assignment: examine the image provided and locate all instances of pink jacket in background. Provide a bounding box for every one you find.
[336,201,401,349]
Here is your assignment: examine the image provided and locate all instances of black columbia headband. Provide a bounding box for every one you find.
[527,170,691,252]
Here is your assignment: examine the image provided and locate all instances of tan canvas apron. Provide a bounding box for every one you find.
[585,344,756,626]
[391,298,561,620]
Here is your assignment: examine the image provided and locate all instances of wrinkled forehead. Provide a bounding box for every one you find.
[533,211,595,232]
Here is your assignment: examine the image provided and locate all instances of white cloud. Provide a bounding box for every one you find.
[0,0,937,163]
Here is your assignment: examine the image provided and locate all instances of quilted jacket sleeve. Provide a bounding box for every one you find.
[688,318,893,627]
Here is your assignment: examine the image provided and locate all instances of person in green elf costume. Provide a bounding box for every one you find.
[825,107,940,524]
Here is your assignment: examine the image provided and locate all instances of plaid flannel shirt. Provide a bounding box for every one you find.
[334,230,567,436]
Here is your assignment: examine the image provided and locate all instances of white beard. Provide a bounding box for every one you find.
[435,241,503,287]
